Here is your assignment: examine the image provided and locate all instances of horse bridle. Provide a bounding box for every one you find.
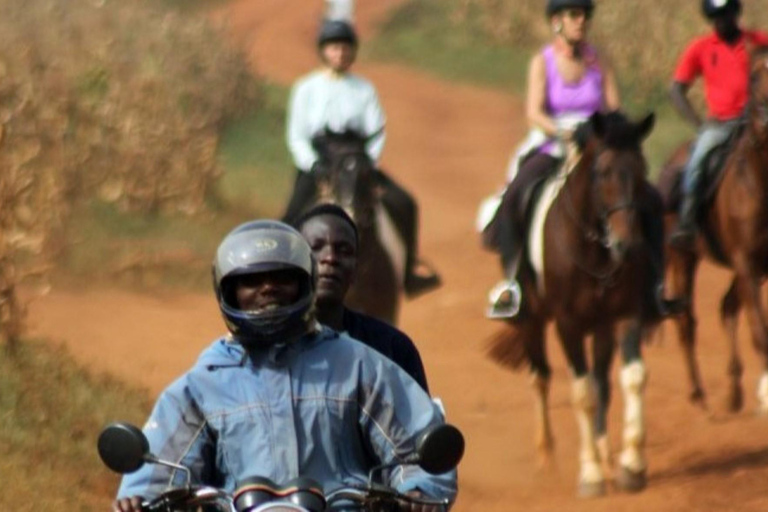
[563,150,637,246]
[560,147,638,284]
[318,149,378,229]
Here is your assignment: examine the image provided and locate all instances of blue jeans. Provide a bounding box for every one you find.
[681,120,739,196]
[676,119,739,232]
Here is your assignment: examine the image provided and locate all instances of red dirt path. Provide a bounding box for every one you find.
[29,1,768,510]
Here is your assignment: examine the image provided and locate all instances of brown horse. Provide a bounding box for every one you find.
[311,130,401,325]
[658,47,768,414]
[488,111,657,497]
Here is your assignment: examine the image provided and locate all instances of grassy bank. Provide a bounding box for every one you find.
[59,82,292,291]
[0,341,151,510]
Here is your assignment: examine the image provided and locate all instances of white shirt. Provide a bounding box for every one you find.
[325,0,355,22]
[287,69,386,172]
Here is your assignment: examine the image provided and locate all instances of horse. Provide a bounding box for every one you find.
[309,129,401,325]
[487,111,657,497]
[658,47,768,414]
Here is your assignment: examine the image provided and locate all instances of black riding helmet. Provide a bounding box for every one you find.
[546,0,594,17]
[701,0,741,19]
[317,19,358,48]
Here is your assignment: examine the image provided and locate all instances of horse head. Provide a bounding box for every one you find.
[579,110,655,262]
[312,129,378,227]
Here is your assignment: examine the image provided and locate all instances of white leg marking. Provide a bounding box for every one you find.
[619,361,648,473]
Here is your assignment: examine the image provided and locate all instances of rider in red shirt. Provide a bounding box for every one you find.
[669,0,768,250]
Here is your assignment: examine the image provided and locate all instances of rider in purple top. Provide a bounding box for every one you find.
[538,42,604,156]
[487,0,683,321]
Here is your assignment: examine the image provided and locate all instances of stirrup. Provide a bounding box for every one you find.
[486,280,522,319]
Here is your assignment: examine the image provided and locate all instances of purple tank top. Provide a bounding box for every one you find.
[543,44,603,118]
[537,44,603,156]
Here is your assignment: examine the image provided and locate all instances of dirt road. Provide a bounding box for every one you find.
[30,1,768,510]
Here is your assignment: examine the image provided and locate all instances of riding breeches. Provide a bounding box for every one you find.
[682,120,739,196]
[283,170,318,226]
[498,153,560,270]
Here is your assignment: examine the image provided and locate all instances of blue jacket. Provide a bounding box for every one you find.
[117,326,457,504]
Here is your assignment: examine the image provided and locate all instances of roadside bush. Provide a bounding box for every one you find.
[0,0,260,347]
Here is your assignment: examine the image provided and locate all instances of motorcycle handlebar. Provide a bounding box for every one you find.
[325,485,450,510]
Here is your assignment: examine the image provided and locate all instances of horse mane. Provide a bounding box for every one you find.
[593,111,646,150]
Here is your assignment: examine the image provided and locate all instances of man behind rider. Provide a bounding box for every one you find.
[283,19,440,298]
[113,220,456,512]
[296,202,430,392]
[668,0,768,250]
[487,0,682,321]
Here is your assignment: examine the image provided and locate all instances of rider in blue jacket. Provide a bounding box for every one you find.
[113,220,456,512]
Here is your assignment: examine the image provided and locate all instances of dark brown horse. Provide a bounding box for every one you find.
[658,47,768,414]
[311,130,401,325]
[488,111,657,497]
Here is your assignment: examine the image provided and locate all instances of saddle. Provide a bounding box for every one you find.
[661,123,745,214]
[479,154,561,252]
[659,122,745,264]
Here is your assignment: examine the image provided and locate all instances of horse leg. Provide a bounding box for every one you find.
[721,278,744,412]
[591,323,616,482]
[615,319,648,493]
[525,320,554,467]
[732,259,768,414]
[556,320,604,497]
[668,248,707,408]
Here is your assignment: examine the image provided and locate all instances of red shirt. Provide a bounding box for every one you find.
[673,30,768,120]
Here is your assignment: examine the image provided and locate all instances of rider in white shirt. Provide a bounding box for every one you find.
[283,19,440,298]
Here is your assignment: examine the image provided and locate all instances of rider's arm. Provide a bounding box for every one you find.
[526,52,559,138]
[670,81,702,129]
[356,350,457,503]
[670,40,704,130]
[287,79,320,172]
[116,377,216,501]
[362,84,387,165]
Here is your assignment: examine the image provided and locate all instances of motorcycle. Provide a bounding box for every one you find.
[98,421,464,512]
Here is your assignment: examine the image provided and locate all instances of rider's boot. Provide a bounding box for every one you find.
[669,189,699,252]
[487,253,523,320]
[404,257,441,298]
[643,201,686,319]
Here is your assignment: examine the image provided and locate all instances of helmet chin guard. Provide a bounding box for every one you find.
[213,220,317,350]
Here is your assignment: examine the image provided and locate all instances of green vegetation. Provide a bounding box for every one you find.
[216,82,293,218]
[0,340,151,510]
[61,82,292,291]
[366,0,530,94]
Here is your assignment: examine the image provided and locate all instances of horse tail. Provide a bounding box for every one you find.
[485,324,528,372]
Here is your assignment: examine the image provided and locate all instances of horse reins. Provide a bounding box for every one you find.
[559,149,636,286]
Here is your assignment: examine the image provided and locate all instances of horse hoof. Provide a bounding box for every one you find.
[616,466,647,493]
[577,480,606,498]
[689,389,708,411]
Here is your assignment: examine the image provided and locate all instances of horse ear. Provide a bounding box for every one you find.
[637,112,655,141]
[589,111,605,138]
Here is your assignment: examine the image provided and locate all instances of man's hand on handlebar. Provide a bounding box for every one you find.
[397,490,447,512]
[112,495,144,512]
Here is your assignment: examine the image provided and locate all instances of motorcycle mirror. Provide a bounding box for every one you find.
[97,422,151,474]
[414,424,465,475]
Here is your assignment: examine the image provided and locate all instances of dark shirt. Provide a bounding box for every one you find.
[342,308,430,393]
